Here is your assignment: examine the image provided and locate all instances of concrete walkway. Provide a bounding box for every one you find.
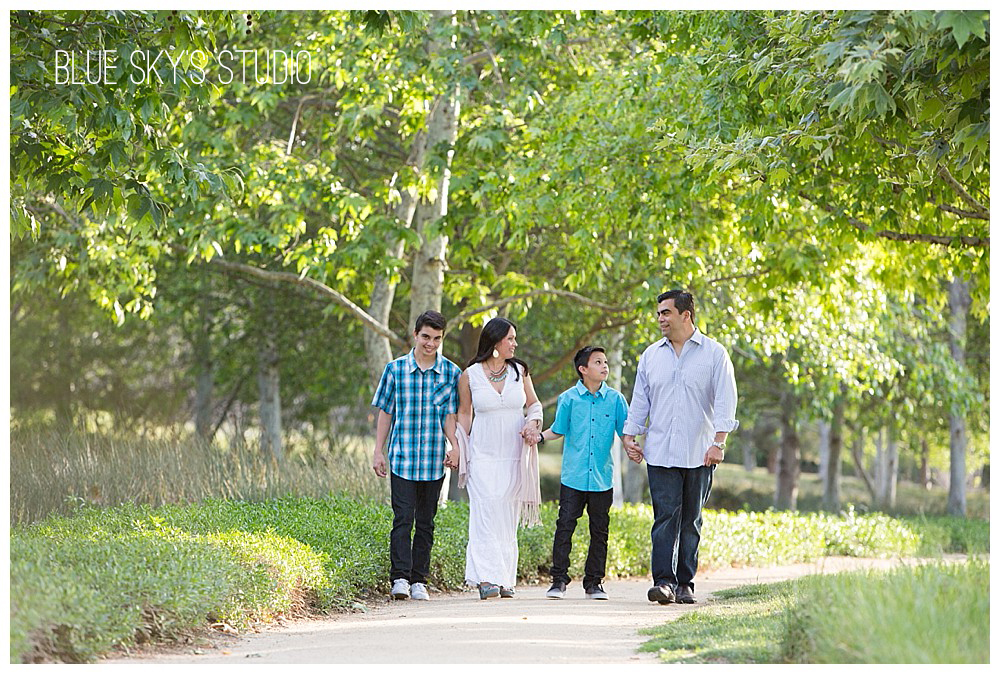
[104,555,970,664]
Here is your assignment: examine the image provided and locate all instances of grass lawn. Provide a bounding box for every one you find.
[640,559,990,664]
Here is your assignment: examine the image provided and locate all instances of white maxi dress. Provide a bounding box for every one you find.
[464,362,527,588]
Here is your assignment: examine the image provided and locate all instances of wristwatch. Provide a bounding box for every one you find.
[711,442,726,451]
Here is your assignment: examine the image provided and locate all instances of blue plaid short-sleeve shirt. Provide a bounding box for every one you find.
[371,350,461,481]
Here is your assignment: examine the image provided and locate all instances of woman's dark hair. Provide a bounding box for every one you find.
[467,316,529,380]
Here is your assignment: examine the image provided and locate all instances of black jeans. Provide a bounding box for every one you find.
[646,464,714,592]
[549,484,614,590]
[389,472,444,584]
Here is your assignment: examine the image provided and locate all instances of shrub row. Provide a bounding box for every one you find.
[10,497,989,662]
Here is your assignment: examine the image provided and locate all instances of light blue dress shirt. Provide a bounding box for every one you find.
[551,381,629,492]
[624,329,739,469]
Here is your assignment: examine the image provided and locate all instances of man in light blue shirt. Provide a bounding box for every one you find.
[624,289,739,606]
[539,346,629,600]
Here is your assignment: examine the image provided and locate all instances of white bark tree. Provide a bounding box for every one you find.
[947,276,971,516]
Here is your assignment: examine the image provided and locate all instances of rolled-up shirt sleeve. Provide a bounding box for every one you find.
[712,349,739,433]
[623,353,651,436]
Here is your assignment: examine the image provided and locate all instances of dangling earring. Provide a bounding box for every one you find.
[492,349,500,359]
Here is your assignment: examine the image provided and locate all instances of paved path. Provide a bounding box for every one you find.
[105,555,970,664]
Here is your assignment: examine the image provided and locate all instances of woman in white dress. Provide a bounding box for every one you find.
[449,317,543,600]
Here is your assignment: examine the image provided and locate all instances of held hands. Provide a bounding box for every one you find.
[520,424,542,446]
[372,451,388,478]
[444,446,460,470]
[623,435,644,464]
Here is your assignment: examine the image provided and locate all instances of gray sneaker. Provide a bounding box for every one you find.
[391,578,410,600]
[546,581,566,599]
[585,584,609,600]
[410,582,429,600]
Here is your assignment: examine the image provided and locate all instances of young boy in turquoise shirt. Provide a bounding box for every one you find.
[539,346,628,600]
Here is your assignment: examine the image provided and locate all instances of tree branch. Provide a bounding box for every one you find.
[532,314,641,386]
[866,131,989,221]
[799,192,989,248]
[211,373,247,440]
[936,165,989,218]
[449,288,633,329]
[182,249,407,346]
[286,95,316,156]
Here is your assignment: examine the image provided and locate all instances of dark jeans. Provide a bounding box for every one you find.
[389,472,444,584]
[646,464,714,592]
[550,484,614,590]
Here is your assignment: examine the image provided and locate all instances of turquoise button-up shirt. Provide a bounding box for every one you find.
[551,380,629,492]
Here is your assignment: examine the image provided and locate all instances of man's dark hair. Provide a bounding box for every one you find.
[657,289,695,323]
[414,310,447,333]
[573,346,606,380]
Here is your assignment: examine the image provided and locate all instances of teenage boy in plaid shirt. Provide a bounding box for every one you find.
[372,310,462,601]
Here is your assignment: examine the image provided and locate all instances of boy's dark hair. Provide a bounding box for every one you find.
[414,310,447,333]
[573,346,606,379]
[657,289,695,323]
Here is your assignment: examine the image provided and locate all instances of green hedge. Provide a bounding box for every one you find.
[10,497,989,662]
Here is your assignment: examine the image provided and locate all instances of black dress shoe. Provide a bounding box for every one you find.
[647,584,675,604]
[675,585,696,604]
[499,586,515,598]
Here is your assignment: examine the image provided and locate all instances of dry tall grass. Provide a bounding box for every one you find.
[10,425,387,525]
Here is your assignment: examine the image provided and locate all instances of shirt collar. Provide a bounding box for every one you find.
[575,380,608,397]
[407,349,442,373]
[659,327,704,348]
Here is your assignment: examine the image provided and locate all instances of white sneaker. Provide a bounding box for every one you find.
[391,578,410,600]
[410,582,430,600]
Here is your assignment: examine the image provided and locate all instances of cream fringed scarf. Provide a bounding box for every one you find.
[517,401,543,528]
[454,400,543,529]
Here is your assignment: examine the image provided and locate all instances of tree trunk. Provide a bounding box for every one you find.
[919,437,931,489]
[885,421,899,509]
[742,436,756,471]
[850,427,877,501]
[774,391,800,510]
[753,416,779,474]
[817,419,830,485]
[605,327,626,507]
[822,398,844,512]
[193,296,214,440]
[363,239,406,388]
[257,323,283,462]
[947,276,970,516]
[407,10,461,332]
[874,425,898,510]
[874,427,887,506]
[55,300,74,426]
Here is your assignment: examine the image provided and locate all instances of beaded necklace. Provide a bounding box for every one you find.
[486,360,508,383]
